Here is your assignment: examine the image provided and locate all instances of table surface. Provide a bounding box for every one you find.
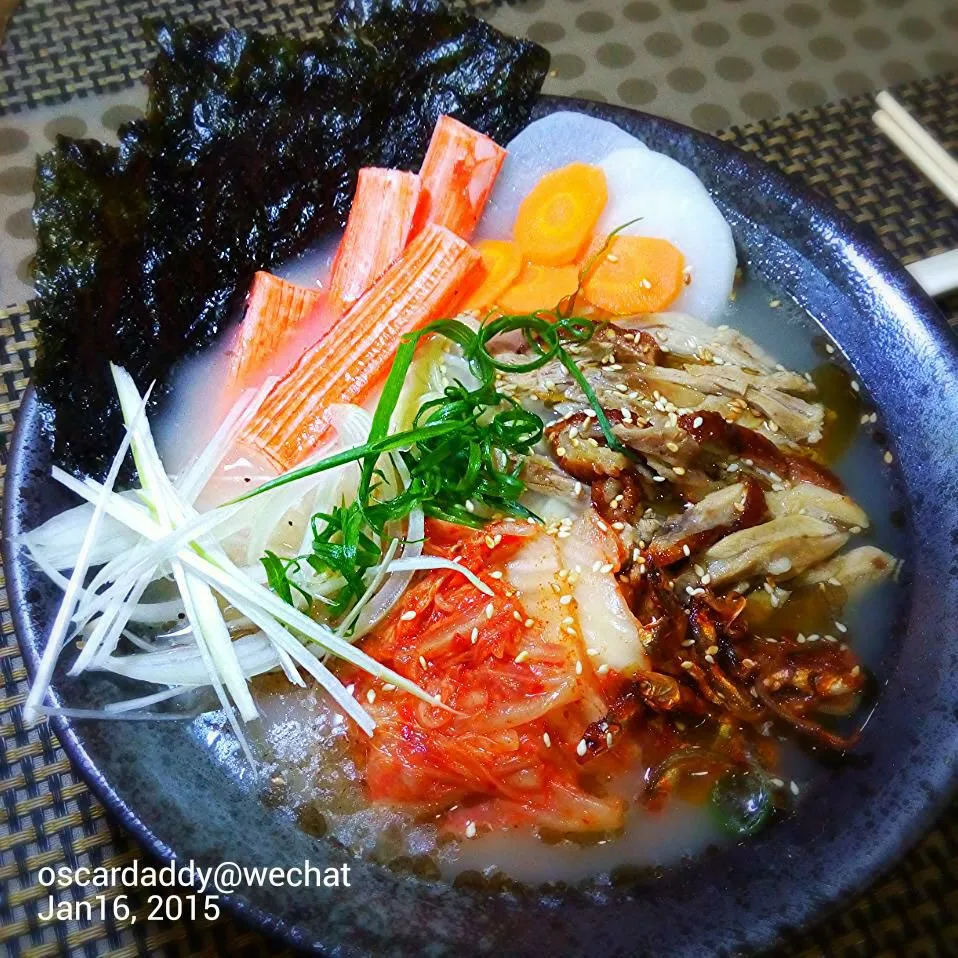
[2,1,958,956]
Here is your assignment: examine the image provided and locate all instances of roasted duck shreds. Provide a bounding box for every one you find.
[513,313,895,759]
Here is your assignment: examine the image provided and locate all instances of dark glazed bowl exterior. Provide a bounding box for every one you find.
[5,96,958,957]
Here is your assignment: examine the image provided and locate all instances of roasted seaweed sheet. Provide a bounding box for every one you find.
[31,0,548,477]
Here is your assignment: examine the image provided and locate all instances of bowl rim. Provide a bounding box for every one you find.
[5,94,958,956]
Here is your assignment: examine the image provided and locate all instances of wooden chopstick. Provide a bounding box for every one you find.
[906,249,958,299]
[873,90,958,207]
[872,91,958,297]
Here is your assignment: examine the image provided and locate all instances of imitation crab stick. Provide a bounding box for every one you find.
[582,235,685,315]
[228,272,323,389]
[244,224,483,467]
[498,262,579,314]
[413,115,507,240]
[460,239,523,313]
[326,168,422,319]
[513,163,608,267]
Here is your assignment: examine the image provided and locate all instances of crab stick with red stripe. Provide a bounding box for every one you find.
[413,114,506,240]
[228,272,323,390]
[243,224,483,468]
[326,168,422,320]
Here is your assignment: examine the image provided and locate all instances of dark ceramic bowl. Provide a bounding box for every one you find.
[5,96,958,957]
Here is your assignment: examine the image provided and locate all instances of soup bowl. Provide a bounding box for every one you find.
[5,96,958,956]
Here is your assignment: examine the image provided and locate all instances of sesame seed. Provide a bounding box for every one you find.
[701,574,712,586]
[485,535,496,548]
[600,562,614,574]
[556,446,567,457]
[514,650,529,664]
[489,570,503,579]
[850,380,860,393]
[673,466,687,476]
[465,822,477,839]
[575,660,583,675]
[366,689,376,704]
[485,603,494,619]
[470,627,479,644]
[524,618,534,628]
[836,621,848,633]
[560,595,573,606]
[607,254,619,263]
[681,661,693,670]
[576,739,588,757]
[574,481,583,495]
[769,299,781,308]
[606,731,614,748]
[433,693,443,705]
[383,683,396,692]
[706,645,719,656]
[400,610,417,622]
[465,499,475,513]
[597,663,610,675]
[513,610,523,621]
[771,777,785,788]
[419,656,428,669]
[789,781,800,796]
[682,544,691,557]
[883,450,894,464]
[543,732,552,748]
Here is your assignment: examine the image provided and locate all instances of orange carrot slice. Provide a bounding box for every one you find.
[413,115,507,240]
[326,168,421,320]
[498,262,579,314]
[582,235,685,315]
[460,239,523,313]
[244,225,483,467]
[513,163,607,267]
[228,272,323,389]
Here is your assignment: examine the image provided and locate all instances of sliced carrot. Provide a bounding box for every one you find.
[326,168,421,320]
[460,239,523,313]
[513,163,607,267]
[582,235,685,315]
[244,225,483,467]
[228,272,323,389]
[497,262,579,314]
[413,115,507,240]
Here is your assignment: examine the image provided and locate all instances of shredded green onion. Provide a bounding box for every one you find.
[242,308,624,619]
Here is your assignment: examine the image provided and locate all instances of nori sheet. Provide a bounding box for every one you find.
[31,0,548,478]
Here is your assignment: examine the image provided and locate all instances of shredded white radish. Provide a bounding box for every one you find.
[104,686,192,713]
[176,377,277,503]
[38,705,196,722]
[385,556,493,595]
[97,632,280,686]
[23,381,153,726]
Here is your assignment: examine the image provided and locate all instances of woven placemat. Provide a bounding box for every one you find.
[2,61,958,958]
